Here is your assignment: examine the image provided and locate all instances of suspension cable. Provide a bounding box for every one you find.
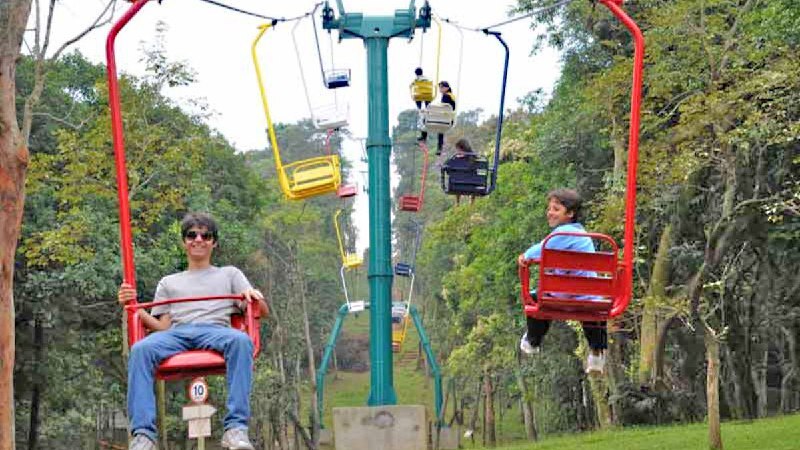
[194,0,321,23]
[435,0,575,32]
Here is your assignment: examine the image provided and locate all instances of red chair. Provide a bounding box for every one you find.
[519,232,628,322]
[124,296,262,381]
[399,142,429,212]
[107,0,263,381]
[518,0,644,322]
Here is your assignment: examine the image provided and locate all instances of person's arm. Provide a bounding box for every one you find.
[118,283,172,331]
[241,288,269,317]
[229,267,269,317]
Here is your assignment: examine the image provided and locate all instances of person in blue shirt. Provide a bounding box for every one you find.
[516,189,607,374]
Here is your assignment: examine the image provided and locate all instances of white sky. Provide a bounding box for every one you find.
[33,0,562,252]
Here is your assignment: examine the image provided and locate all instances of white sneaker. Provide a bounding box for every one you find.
[129,434,157,450]
[221,428,255,450]
[519,333,540,355]
[586,352,606,374]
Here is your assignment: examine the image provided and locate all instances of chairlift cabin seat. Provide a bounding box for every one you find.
[411,79,435,103]
[124,296,261,381]
[324,69,351,89]
[335,209,363,269]
[519,232,626,322]
[421,103,455,134]
[313,103,349,130]
[337,184,358,198]
[280,156,342,200]
[517,0,644,323]
[399,142,430,212]
[394,263,414,277]
[441,155,490,196]
[252,23,342,200]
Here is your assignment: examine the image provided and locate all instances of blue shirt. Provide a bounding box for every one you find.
[523,222,595,260]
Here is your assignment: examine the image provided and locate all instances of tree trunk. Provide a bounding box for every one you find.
[640,224,672,385]
[751,349,768,418]
[780,326,798,413]
[0,2,34,448]
[483,374,496,447]
[27,318,44,450]
[466,381,481,444]
[606,319,625,425]
[295,258,319,445]
[514,364,537,441]
[587,371,611,429]
[705,324,723,450]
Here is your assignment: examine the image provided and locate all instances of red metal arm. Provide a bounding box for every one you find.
[106,0,151,346]
[599,0,644,318]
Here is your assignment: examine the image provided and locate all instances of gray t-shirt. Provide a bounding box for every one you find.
[150,265,253,327]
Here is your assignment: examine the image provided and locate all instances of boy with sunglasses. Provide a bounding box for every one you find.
[118,213,268,450]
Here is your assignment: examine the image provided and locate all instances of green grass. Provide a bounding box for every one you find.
[318,313,800,449]
[320,312,437,428]
[466,414,800,450]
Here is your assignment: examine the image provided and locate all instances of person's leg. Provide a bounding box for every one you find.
[437,133,444,155]
[525,317,551,348]
[127,328,191,442]
[582,322,607,351]
[193,325,254,432]
[415,100,422,109]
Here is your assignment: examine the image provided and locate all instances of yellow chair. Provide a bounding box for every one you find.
[335,209,363,269]
[252,23,341,200]
[411,79,435,103]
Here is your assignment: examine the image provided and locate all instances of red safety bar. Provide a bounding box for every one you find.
[125,295,262,381]
[106,0,263,379]
[399,142,430,212]
[517,0,644,321]
[519,232,626,322]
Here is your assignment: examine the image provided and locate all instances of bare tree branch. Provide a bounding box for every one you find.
[51,0,118,60]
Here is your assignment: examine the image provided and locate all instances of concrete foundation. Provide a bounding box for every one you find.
[431,424,460,450]
[333,405,427,450]
[318,428,334,446]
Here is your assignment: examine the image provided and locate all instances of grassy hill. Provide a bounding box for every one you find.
[469,413,800,450]
[317,312,800,449]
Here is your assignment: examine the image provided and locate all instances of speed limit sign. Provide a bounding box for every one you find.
[188,377,209,404]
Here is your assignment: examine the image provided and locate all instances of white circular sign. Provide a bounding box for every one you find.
[188,377,209,404]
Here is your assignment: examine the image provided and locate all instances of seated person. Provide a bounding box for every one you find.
[516,189,607,374]
[447,138,478,205]
[118,213,270,450]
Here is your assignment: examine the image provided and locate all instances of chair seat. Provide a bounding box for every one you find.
[343,253,363,269]
[337,184,358,198]
[399,195,422,212]
[157,350,226,381]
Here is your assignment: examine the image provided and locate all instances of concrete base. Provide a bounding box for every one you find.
[431,424,460,450]
[318,428,334,446]
[333,405,427,450]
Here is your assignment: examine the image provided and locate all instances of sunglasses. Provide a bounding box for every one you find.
[184,230,215,241]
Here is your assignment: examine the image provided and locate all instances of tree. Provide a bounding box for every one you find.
[0,2,35,447]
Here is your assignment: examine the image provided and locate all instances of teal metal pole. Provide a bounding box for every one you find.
[316,304,351,426]
[409,305,442,424]
[365,35,397,406]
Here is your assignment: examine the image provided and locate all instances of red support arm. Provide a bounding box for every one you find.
[106,0,151,346]
[599,0,644,318]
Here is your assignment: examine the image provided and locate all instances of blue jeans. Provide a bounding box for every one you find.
[127,324,254,441]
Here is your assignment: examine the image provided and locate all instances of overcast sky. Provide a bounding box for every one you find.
[34,0,562,252]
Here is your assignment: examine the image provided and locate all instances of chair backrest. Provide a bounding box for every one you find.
[442,157,489,195]
[538,249,619,299]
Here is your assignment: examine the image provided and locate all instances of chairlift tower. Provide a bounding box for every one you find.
[322,0,431,407]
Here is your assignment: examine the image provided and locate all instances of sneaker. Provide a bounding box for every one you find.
[129,434,156,450]
[586,351,606,374]
[221,428,255,450]
[519,332,540,355]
